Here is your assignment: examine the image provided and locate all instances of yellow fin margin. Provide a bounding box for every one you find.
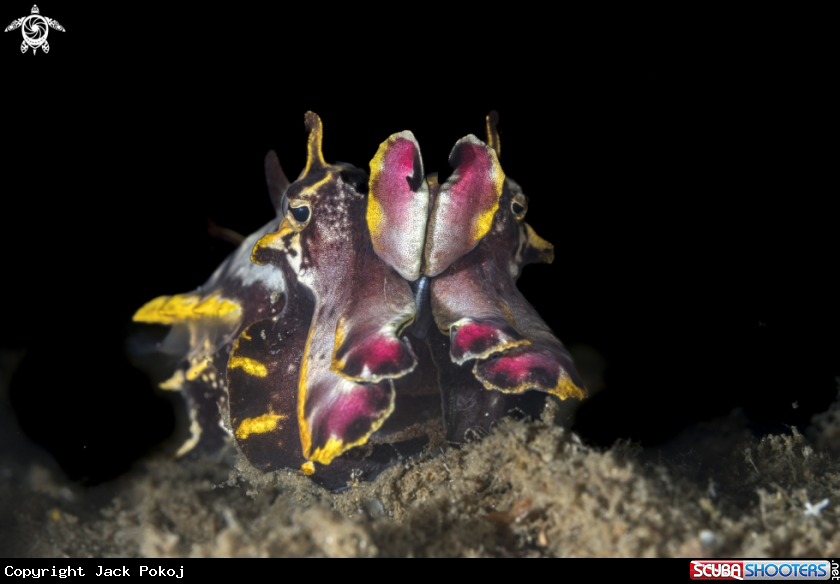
[472,149,505,243]
[474,363,587,400]
[309,393,395,466]
[133,293,241,325]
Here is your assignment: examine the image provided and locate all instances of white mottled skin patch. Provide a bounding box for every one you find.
[309,177,363,248]
[493,221,506,235]
[285,236,305,285]
[511,226,527,279]
[204,217,286,292]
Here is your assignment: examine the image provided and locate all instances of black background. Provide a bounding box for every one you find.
[0,6,835,484]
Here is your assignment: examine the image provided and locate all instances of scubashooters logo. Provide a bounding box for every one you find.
[691,560,835,580]
[4,5,65,54]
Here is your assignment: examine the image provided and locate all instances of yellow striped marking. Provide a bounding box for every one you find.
[228,356,268,377]
[366,186,385,240]
[158,369,185,391]
[366,134,392,241]
[298,323,316,460]
[235,412,286,440]
[186,359,210,381]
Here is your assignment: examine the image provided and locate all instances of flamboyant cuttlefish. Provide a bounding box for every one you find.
[133,112,586,490]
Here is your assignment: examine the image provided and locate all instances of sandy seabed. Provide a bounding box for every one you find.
[2,351,839,558]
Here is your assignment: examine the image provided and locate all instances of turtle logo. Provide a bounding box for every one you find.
[4,5,64,55]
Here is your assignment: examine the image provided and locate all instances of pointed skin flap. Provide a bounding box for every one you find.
[264,150,290,215]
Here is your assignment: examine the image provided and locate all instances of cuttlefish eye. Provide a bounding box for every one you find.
[289,205,311,223]
[511,194,528,220]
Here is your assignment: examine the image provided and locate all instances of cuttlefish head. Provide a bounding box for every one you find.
[231,113,420,473]
[251,112,370,290]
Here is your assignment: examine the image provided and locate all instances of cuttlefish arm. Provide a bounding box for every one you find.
[471,177,585,400]
[367,131,430,282]
[329,131,432,383]
[299,244,410,466]
[424,135,529,364]
[472,325,585,400]
[228,277,402,473]
[423,135,504,278]
[330,259,418,383]
[325,130,437,385]
[243,113,420,469]
[231,235,419,488]
[429,260,530,364]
